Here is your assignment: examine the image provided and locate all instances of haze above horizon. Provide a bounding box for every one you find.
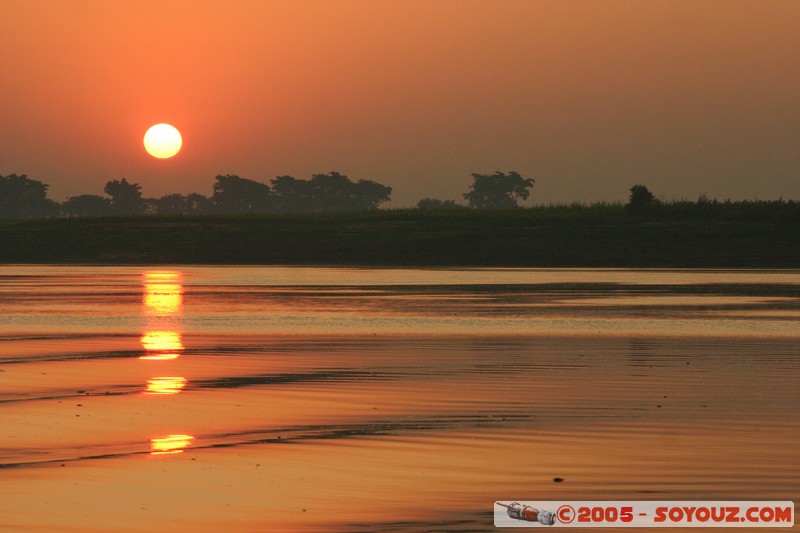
[0,0,797,206]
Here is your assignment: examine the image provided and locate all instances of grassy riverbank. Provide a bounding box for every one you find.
[1,206,799,267]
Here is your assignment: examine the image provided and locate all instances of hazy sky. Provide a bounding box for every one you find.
[0,0,797,206]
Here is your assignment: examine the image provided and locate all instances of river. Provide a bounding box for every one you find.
[1,266,798,531]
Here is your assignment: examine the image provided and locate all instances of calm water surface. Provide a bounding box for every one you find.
[0,266,798,532]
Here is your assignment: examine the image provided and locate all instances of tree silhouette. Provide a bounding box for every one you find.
[211,174,273,213]
[270,175,310,213]
[417,198,461,210]
[62,194,112,217]
[347,177,392,211]
[0,174,57,218]
[271,172,392,212]
[154,194,191,215]
[185,193,213,214]
[626,184,658,215]
[307,172,356,211]
[463,171,534,209]
[104,179,145,215]
[150,193,213,215]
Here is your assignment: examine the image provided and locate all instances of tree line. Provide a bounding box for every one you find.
[1,171,798,222]
[0,170,536,218]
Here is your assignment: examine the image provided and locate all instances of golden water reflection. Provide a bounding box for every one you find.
[143,271,183,315]
[150,434,194,455]
[139,331,184,360]
[140,270,185,361]
[144,377,187,395]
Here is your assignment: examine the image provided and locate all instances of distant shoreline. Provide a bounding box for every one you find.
[1,209,799,267]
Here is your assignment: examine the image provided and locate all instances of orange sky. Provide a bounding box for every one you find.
[0,0,797,206]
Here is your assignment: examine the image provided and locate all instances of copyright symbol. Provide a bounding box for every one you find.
[557,505,575,524]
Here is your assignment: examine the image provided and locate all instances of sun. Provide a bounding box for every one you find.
[144,123,182,159]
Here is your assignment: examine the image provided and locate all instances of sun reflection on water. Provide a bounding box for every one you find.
[140,330,185,360]
[143,271,183,315]
[150,434,194,455]
[140,270,185,360]
[144,376,188,395]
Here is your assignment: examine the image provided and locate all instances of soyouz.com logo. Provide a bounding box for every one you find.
[494,501,794,527]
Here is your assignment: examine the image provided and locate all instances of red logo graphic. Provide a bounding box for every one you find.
[557,505,576,524]
[496,502,556,526]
